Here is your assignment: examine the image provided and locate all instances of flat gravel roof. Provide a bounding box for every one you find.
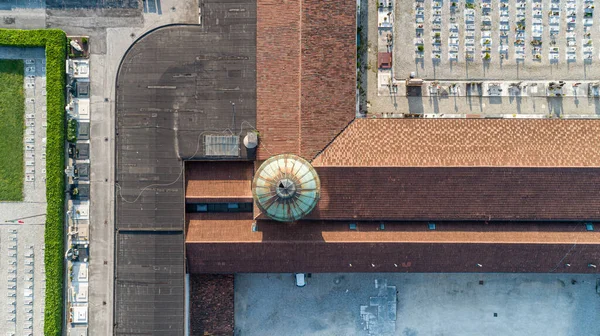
[114,0,256,333]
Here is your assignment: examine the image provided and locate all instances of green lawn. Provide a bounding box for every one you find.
[0,59,24,201]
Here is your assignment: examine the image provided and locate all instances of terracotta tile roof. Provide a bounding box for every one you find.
[299,0,357,160]
[187,242,600,273]
[308,167,600,221]
[185,162,253,199]
[186,197,253,204]
[312,119,600,167]
[186,213,256,242]
[185,220,600,244]
[257,0,356,160]
[378,52,392,69]
[186,218,600,273]
[256,0,301,158]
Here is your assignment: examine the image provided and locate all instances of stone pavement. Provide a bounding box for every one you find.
[367,0,600,117]
[369,89,600,117]
[235,273,600,336]
[360,279,397,336]
[0,46,47,336]
[395,0,600,80]
[0,226,46,336]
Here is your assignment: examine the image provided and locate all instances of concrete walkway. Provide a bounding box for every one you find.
[369,91,600,117]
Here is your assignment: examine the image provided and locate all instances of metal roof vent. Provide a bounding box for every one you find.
[253,154,320,222]
[243,132,258,149]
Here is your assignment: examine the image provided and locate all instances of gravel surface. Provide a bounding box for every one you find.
[190,274,234,336]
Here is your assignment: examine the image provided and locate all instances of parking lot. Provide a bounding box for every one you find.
[235,273,600,336]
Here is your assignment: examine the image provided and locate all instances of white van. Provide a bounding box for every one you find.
[295,273,306,287]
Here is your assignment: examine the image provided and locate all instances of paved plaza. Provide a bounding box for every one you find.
[235,273,600,336]
[0,227,46,336]
[0,47,47,336]
[371,93,600,117]
[364,0,600,116]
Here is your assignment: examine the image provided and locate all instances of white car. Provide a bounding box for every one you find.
[295,273,306,287]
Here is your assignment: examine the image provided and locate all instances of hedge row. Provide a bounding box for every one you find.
[0,29,66,336]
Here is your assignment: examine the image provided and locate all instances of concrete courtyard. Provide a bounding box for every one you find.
[0,46,47,336]
[363,0,600,116]
[394,0,600,80]
[235,273,600,336]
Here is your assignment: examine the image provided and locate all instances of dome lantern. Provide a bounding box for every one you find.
[252,154,320,222]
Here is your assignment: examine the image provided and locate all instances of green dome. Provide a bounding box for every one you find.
[253,154,320,222]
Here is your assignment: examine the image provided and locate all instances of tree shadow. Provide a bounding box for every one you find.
[453,95,459,112]
[507,84,524,114]
[593,97,600,116]
[547,97,564,117]
[407,96,424,114]
[432,58,440,78]
[583,59,590,79]
[573,86,580,107]
[415,58,424,75]
[482,60,490,77]
[428,95,440,114]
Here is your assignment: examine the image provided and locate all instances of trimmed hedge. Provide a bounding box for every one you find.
[0,29,66,336]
